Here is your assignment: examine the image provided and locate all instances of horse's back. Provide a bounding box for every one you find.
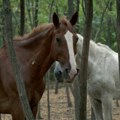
[87,42,120,100]
[96,44,118,80]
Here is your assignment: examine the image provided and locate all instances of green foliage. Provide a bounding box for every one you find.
[0,37,3,48]
[0,0,118,51]
[0,0,119,86]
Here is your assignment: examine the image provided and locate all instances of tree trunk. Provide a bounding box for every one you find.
[0,7,4,47]
[36,102,43,119]
[75,0,80,32]
[76,0,80,12]
[3,0,34,120]
[20,0,25,35]
[55,80,59,94]
[48,0,55,22]
[46,70,51,120]
[116,0,120,84]
[34,0,39,27]
[106,1,113,47]
[94,0,110,41]
[68,0,74,19]
[26,0,33,28]
[73,79,80,120]
[65,84,72,107]
[79,0,93,120]
[116,0,120,107]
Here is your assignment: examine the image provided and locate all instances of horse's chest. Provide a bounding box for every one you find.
[30,79,45,101]
[0,85,10,113]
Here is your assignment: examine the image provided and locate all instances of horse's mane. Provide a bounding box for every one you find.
[14,23,53,41]
[14,17,71,41]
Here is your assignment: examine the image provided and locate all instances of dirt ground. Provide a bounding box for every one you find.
[1,86,120,120]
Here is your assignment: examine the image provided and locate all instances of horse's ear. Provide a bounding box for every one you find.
[70,11,78,26]
[53,12,59,28]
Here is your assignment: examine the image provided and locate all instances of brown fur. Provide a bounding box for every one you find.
[0,13,78,120]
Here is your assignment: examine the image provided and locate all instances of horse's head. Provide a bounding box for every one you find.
[54,61,78,83]
[51,12,79,82]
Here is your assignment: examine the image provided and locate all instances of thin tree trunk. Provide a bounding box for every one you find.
[73,79,80,120]
[116,0,120,84]
[20,0,25,35]
[34,0,39,27]
[81,0,85,17]
[3,0,34,120]
[116,0,120,108]
[75,0,80,32]
[48,0,55,22]
[0,8,4,48]
[94,0,110,41]
[79,0,93,120]
[68,0,74,19]
[46,70,51,120]
[26,0,33,28]
[106,1,113,47]
[76,0,80,12]
[55,80,59,94]
[36,102,42,119]
[65,84,72,107]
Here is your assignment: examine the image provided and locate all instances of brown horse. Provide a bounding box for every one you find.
[0,12,78,120]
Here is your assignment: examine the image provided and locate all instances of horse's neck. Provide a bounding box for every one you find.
[30,52,54,84]
[15,26,54,62]
[28,32,54,80]
[14,28,51,50]
[30,36,52,66]
[39,54,54,79]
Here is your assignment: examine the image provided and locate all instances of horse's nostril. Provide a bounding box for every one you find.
[65,68,69,73]
[59,71,62,75]
[77,68,79,73]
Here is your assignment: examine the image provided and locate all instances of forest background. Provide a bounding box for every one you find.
[0,0,117,51]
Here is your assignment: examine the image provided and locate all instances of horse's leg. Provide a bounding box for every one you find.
[102,96,112,120]
[31,104,38,118]
[90,97,103,120]
[116,99,119,107]
[11,100,38,120]
[32,80,45,119]
[65,83,72,107]
[55,81,59,94]
[10,100,25,120]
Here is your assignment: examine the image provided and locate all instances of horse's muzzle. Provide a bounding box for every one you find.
[65,68,79,83]
[54,71,64,83]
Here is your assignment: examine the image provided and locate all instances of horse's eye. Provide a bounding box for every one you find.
[56,38,61,43]
[76,37,78,40]
[73,35,78,43]
[76,36,78,41]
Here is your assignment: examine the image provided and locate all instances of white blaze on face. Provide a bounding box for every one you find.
[64,31,77,79]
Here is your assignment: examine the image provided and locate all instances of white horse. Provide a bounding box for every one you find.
[54,34,120,120]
